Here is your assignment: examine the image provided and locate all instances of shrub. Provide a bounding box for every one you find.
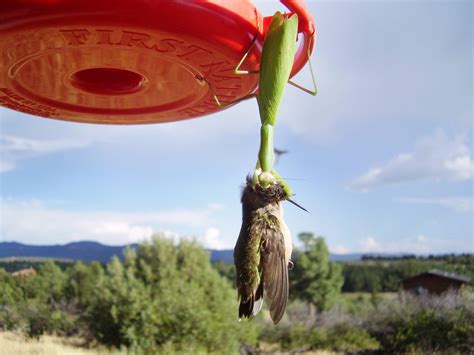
[370,292,474,353]
[326,323,379,352]
[85,235,258,353]
[257,300,379,352]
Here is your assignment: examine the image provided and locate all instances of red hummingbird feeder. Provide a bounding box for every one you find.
[0,0,315,124]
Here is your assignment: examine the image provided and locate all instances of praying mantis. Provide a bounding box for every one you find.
[227,11,317,324]
[213,11,317,200]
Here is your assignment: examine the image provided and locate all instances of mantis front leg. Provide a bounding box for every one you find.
[255,122,292,197]
[257,124,274,183]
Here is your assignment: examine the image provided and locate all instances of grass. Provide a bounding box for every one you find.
[0,332,122,355]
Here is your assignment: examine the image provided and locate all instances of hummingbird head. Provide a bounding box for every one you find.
[242,176,288,209]
[244,175,308,213]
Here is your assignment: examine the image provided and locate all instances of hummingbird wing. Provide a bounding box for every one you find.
[234,214,264,320]
[259,213,289,324]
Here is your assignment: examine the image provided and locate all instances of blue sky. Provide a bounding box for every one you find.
[1,0,472,254]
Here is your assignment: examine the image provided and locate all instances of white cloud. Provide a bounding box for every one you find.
[356,234,470,255]
[416,234,427,242]
[397,197,473,213]
[208,203,224,210]
[0,198,216,245]
[348,130,473,191]
[200,227,228,250]
[331,245,350,254]
[359,236,381,253]
[337,234,471,255]
[0,160,14,173]
[1,135,88,155]
[0,135,90,173]
[91,222,154,244]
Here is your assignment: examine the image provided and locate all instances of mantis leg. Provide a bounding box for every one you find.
[251,161,261,189]
[288,46,318,96]
[211,91,256,109]
[271,168,292,197]
[200,33,260,108]
[234,33,260,75]
[257,123,276,187]
[258,124,274,172]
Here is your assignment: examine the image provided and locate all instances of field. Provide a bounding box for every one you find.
[0,332,346,355]
[0,332,121,355]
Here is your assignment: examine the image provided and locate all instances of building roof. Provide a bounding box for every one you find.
[404,269,470,284]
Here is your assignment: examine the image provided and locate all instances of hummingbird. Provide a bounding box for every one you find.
[233,179,293,324]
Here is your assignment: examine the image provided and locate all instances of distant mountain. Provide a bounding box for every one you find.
[209,249,233,263]
[0,241,367,264]
[330,253,364,262]
[0,241,238,263]
[0,241,130,263]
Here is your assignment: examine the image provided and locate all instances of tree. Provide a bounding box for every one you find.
[85,235,257,352]
[65,261,104,306]
[291,233,344,312]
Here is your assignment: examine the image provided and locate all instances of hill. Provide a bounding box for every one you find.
[0,241,239,263]
[0,241,370,263]
[0,241,128,262]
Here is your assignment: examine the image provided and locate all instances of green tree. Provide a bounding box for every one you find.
[212,260,235,285]
[291,233,344,312]
[65,261,104,306]
[86,235,257,352]
[0,269,24,330]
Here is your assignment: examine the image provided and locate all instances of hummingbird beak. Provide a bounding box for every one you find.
[286,198,309,213]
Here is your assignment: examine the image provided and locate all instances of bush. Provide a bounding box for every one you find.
[257,300,379,352]
[85,235,258,353]
[326,323,379,352]
[370,292,474,353]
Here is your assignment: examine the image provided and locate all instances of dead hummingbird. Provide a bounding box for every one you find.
[233,179,293,324]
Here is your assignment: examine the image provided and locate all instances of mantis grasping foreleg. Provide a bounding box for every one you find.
[232,11,316,198]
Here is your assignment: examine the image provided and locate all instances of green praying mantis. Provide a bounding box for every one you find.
[214,11,317,201]
[227,12,318,324]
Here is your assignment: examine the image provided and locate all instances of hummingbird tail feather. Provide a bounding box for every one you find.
[253,281,264,316]
[238,296,253,319]
[238,280,264,319]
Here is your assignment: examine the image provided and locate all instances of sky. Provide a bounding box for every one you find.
[0,0,472,254]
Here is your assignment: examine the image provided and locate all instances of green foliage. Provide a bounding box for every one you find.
[258,304,379,352]
[259,292,474,353]
[0,258,73,273]
[325,324,379,352]
[1,234,472,353]
[85,236,257,353]
[0,262,76,337]
[371,294,474,352]
[290,233,344,311]
[0,236,258,352]
[22,301,72,339]
[212,260,235,285]
[0,269,23,330]
[65,261,104,306]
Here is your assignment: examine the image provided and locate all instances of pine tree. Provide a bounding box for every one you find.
[291,233,344,312]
